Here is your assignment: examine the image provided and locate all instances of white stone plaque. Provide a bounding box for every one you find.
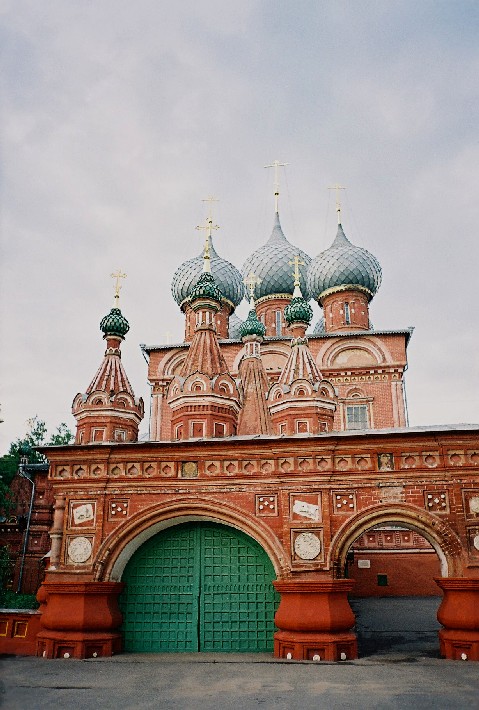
[469,497,479,514]
[473,534,479,551]
[68,536,93,563]
[73,503,94,525]
[294,532,321,560]
[293,500,320,521]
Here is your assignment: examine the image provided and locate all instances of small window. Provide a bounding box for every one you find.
[174,424,183,440]
[296,420,309,434]
[377,574,388,587]
[279,422,287,435]
[191,421,205,438]
[346,405,368,430]
[344,302,351,325]
[275,310,282,336]
[214,422,226,438]
[114,429,126,442]
[92,428,105,442]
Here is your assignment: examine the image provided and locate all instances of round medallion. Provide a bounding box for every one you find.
[294,532,321,560]
[473,534,479,551]
[68,536,92,563]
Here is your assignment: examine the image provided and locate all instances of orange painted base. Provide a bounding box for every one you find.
[36,630,122,659]
[0,611,42,656]
[439,629,479,662]
[274,630,358,661]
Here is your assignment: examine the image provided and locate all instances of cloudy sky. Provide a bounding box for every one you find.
[1,0,478,450]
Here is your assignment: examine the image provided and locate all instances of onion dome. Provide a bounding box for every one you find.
[312,317,325,334]
[240,303,266,339]
[171,236,244,309]
[241,214,312,301]
[285,296,313,327]
[307,224,382,303]
[228,312,243,339]
[189,271,222,304]
[100,307,130,339]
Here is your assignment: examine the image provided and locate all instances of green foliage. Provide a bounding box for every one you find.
[0,417,73,516]
[0,589,39,610]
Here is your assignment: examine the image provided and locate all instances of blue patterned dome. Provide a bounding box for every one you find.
[171,236,245,309]
[241,213,312,301]
[228,312,243,339]
[307,224,382,303]
[312,317,325,334]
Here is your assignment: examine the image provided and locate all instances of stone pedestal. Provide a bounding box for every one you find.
[435,578,479,661]
[36,581,124,659]
[273,579,357,661]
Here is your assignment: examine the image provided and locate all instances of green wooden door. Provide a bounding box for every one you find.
[120,522,277,652]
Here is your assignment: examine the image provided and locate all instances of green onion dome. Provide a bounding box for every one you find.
[189,271,222,304]
[240,306,266,339]
[100,307,130,339]
[171,236,245,309]
[241,213,311,301]
[285,296,313,326]
[307,224,382,303]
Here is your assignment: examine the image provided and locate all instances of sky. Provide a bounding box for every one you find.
[1,0,478,450]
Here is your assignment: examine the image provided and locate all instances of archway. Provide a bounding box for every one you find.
[118,521,279,653]
[330,506,465,658]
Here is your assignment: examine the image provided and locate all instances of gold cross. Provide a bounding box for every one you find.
[328,183,346,223]
[111,269,126,305]
[289,255,304,287]
[196,196,220,270]
[264,160,288,212]
[244,272,262,300]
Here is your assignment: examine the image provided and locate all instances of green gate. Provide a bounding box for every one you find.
[119,522,278,652]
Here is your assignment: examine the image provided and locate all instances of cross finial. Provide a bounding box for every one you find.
[111,269,127,306]
[289,255,304,295]
[196,197,220,272]
[264,160,288,213]
[244,272,262,302]
[328,183,346,224]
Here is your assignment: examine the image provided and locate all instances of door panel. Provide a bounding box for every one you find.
[120,522,277,652]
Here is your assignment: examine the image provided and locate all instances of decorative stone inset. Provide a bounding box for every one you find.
[280,458,294,473]
[290,493,321,522]
[67,536,93,564]
[54,466,70,479]
[256,494,278,517]
[69,501,96,528]
[108,500,129,521]
[378,453,394,471]
[423,452,439,468]
[144,464,156,477]
[73,466,86,478]
[160,462,176,477]
[379,485,405,504]
[224,461,238,475]
[425,491,449,513]
[463,491,479,520]
[292,530,323,561]
[181,461,198,478]
[466,528,479,558]
[448,451,465,466]
[333,492,356,514]
[317,457,330,471]
[261,460,274,474]
[467,451,479,465]
[335,457,351,471]
[205,461,219,476]
[400,453,418,469]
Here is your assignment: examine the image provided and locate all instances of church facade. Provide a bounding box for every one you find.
[18,193,479,661]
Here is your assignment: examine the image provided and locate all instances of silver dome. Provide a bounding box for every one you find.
[307,224,382,303]
[171,236,245,308]
[241,213,311,301]
[227,312,243,339]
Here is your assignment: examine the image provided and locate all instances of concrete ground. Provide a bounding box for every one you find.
[2,598,478,710]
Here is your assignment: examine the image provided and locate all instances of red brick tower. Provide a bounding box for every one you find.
[72,279,144,444]
[268,261,337,435]
[168,248,240,439]
[237,286,273,436]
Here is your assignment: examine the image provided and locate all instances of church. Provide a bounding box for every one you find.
[5,178,479,661]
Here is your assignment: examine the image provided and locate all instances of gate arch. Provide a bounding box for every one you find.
[94,499,287,583]
[329,503,465,579]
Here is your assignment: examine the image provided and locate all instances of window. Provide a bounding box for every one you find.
[279,422,287,435]
[344,302,351,325]
[214,422,226,438]
[275,310,282,336]
[346,405,369,430]
[191,421,205,438]
[377,574,388,587]
[114,429,126,442]
[92,428,105,442]
[174,424,183,440]
[296,420,309,433]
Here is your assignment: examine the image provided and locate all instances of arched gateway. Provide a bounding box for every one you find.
[119,522,278,652]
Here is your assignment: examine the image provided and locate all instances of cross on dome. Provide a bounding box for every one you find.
[328,183,346,224]
[264,160,288,213]
[244,272,262,303]
[196,197,220,273]
[111,269,126,306]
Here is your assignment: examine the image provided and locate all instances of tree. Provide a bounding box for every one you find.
[0,417,73,515]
